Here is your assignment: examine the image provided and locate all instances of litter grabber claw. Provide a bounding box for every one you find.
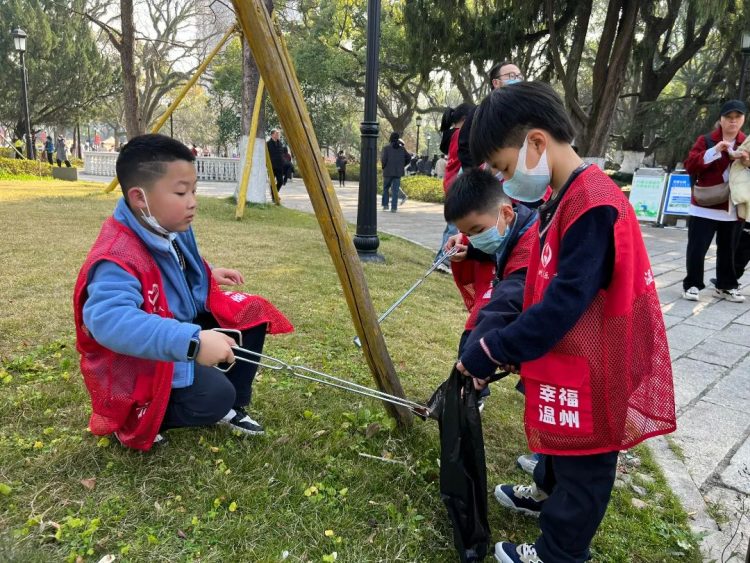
[211,328,433,418]
[353,246,459,348]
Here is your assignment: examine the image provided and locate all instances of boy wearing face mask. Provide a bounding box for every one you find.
[457,83,675,563]
[74,134,293,451]
[443,168,537,378]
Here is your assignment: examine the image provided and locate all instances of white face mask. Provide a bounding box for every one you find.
[137,188,173,238]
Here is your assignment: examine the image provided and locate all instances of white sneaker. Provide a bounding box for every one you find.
[682,287,699,301]
[516,453,539,476]
[715,288,746,303]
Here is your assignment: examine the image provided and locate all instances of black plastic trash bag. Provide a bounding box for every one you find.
[427,367,490,562]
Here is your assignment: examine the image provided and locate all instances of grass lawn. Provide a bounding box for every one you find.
[0,179,700,562]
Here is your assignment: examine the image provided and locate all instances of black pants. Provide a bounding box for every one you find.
[160,323,267,430]
[46,152,53,165]
[735,223,750,280]
[57,158,71,168]
[532,451,618,562]
[273,167,284,193]
[683,215,743,290]
[338,169,346,185]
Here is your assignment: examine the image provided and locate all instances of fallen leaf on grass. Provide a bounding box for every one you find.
[80,478,96,490]
[96,556,116,563]
[177,529,187,540]
[365,423,380,439]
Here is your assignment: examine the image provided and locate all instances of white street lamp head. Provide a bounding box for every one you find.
[742,31,750,54]
[12,28,27,53]
[416,115,422,126]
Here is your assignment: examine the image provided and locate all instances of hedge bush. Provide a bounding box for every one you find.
[327,163,364,183]
[0,156,82,180]
[0,157,53,177]
[401,175,445,203]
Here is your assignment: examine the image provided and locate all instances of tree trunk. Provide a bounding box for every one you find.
[120,0,142,138]
[238,2,272,204]
[578,0,639,157]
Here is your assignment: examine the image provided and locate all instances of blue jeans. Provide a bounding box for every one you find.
[434,222,459,263]
[382,176,405,210]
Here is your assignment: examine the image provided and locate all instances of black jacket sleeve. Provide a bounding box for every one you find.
[458,107,476,170]
[460,206,617,378]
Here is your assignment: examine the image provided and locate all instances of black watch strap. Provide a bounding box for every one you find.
[187,337,200,360]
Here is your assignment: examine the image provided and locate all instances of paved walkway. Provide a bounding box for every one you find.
[83,174,750,559]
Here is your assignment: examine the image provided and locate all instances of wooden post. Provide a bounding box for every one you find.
[231,1,412,427]
[266,145,281,205]
[104,25,238,193]
[235,79,265,219]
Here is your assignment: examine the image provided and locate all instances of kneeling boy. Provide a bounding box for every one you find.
[457,82,676,562]
[74,134,293,451]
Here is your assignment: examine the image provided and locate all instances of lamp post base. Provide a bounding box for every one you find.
[353,233,385,263]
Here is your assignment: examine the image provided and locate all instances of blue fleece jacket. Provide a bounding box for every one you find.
[82,198,210,388]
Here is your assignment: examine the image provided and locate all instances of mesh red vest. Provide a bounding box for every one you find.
[73,217,293,451]
[452,227,535,330]
[520,166,675,455]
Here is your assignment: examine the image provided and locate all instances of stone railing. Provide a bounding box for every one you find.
[83,151,239,183]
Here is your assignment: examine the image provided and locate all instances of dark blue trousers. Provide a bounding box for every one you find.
[161,322,267,430]
[532,450,619,562]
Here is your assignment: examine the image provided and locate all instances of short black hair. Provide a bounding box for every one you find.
[488,60,514,83]
[470,81,576,166]
[116,134,196,197]
[444,168,511,223]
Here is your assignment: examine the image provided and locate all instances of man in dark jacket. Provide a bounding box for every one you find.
[267,129,285,193]
[381,132,410,212]
[458,61,524,171]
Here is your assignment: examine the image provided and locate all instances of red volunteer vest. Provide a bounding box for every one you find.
[520,166,675,455]
[451,228,535,330]
[73,218,293,451]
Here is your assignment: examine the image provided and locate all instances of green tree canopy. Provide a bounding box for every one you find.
[0,0,118,139]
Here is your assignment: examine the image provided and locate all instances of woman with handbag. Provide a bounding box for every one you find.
[683,100,748,303]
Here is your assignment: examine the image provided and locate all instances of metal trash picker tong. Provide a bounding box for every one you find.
[353,246,459,347]
[211,328,432,419]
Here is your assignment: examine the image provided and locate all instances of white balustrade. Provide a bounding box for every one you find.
[83,152,239,183]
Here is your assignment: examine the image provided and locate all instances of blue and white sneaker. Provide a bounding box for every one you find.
[494,483,547,517]
[495,542,544,563]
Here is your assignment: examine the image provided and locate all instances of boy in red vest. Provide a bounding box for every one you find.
[443,169,540,472]
[456,82,676,562]
[74,134,293,451]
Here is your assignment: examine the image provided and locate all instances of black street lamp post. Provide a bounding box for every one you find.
[12,28,33,160]
[740,32,750,101]
[415,115,422,156]
[353,0,384,262]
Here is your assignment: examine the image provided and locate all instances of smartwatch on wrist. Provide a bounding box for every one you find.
[186,337,201,360]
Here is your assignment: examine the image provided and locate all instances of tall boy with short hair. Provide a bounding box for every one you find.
[457,82,675,562]
[74,134,293,451]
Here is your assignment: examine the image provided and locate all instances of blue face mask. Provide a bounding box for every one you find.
[504,79,522,85]
[468,212,512,255]
[503,136,551,203]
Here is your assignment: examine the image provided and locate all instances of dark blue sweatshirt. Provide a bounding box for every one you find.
[460,170,617,379]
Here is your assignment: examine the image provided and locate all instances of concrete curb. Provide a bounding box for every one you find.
[648,436,732,560]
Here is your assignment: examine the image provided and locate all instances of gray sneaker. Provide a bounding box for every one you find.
[715,288,746,303]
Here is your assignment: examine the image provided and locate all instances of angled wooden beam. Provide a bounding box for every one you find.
[231,2,412,426]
